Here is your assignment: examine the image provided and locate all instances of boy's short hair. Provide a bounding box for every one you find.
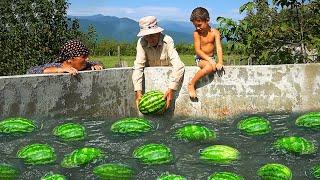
[190,7,210,22]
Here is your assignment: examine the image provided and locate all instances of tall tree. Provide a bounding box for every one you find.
[0,0,84,75]
[217,0,319,65]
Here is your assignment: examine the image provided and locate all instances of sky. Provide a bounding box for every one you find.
[67,0,249,22]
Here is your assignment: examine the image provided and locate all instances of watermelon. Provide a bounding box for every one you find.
[237,116,271,135]
[0,164,19,179]
[0,117,36,135]
[200,145,240,164]
[257,163,292,180]
[157,172,186,180]
[138,91,166,115]
[274,136,316,155]
[41,172,67,180]
[61,147,104,168]
[312,164,320,179]
[111,117,153,135]
[53,123,86,141]
[175,124,216,142]
[295,112,320,130]
[93,163,135,180]
[17,143,56,165]
[208,172,244,180]
[133,143,173,165]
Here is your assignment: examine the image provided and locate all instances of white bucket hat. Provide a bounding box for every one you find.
[137,16,164,37]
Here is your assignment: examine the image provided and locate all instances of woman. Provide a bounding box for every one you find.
[27,40,103,75]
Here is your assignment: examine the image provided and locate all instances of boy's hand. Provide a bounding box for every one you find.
[164,89,174,109]
[60,67,78,75]
[135,90,143,108]
[216,63,223,70]
[91,64,103,70]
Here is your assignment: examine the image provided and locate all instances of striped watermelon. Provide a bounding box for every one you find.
[111,117,153,135]
[133,143,173,165]
[175,124,216,142]
[53,123,86,141]
[208,172,244,180]
[41,172,66,180]
[237,116,271,135]
[0,164,19,179]
[257,163,292,180]
[295,112,320,130]
[200,145,240,164]
[312,164,320,179]
[17,143,56,165]
[93,163,135,180]
[61,147,104,168]
[157,172,186,180]
[0,117,36,135]
[138,91,166,115]
[274,136,316,155]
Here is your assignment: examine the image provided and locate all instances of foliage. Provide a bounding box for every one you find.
[217,0,320,65]
[0,0,85,75]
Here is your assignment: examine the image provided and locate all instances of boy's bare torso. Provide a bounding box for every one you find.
[197,28,217,57]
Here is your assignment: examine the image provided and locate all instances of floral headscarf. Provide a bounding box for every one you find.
[58,40,89,62]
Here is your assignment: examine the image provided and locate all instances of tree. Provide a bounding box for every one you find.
[217,0,319,65]
[0,0,84,75]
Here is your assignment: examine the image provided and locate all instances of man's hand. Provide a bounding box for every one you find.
[135,90,143,108]
[216,63,223,70]
[164,89,174,109]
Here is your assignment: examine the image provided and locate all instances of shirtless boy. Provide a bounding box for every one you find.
[188,7,223,98]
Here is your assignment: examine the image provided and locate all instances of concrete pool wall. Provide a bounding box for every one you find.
[1,63,320,120]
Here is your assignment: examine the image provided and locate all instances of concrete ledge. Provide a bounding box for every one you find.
[1,64,320,120]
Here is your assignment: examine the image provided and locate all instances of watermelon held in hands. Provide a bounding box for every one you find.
[0,117,36,135]
[133,143,173,165]
[273,136,316,155]
[295,112,320,130]
[0,164,19,179]
[93,163,135,180]
[53,123,86,141]
[17,143,56,165]
[237,116,271,136]
[175,124,216,142]
[41,172,67,180]
[111,117,153,135]
[208,171,244,180]
[61,147,104,168]
[257,163,292,180]
[138,91,166,115]
[199,145,240,164]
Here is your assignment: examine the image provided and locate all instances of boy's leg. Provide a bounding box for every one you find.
[188,60,214,98]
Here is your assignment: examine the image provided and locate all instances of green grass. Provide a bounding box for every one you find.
[92,54,245,68]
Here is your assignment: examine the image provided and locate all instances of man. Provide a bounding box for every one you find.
[132,16,185,109]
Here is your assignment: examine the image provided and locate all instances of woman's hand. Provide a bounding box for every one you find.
[91,64,103,70]
[59,66,78,75]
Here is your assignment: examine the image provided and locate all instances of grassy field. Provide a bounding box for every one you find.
[92,54,245,68]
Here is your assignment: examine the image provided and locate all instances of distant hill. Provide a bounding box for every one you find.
[68,14,195,43]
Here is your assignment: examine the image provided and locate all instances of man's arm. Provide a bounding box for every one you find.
[166,36,185,91]
[132,38,146,106]
[165,36,185,108]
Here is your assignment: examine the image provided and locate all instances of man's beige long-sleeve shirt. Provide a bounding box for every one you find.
[132,33,185,91]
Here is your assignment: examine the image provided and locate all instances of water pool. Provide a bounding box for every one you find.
[1,112,319,179]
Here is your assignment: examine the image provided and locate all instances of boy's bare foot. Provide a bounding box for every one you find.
[188,83,197,98]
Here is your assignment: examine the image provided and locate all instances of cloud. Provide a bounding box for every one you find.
[68,6,188,21]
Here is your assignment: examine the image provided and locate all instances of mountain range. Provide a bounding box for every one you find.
[69,14,198,43]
